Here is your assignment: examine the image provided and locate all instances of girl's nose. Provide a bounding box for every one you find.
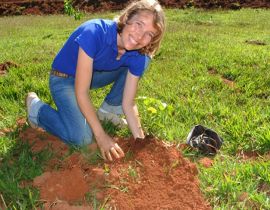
[136,33,143,41]
[135,29,145,42]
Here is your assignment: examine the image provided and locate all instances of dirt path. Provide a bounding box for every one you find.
[19,127,211,209]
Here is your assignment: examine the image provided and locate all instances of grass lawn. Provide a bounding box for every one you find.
[0,8,270,209]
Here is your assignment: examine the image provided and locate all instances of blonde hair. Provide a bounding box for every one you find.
[115,0,166,57]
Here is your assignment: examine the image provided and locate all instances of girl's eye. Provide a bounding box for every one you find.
[146,32,154,39]
[135,21,143,28]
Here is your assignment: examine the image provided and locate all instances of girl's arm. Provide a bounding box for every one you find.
[75,47,124,161]
[122,71,145,139]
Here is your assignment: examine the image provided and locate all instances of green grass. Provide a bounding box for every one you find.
[0,8,270,209]
[199,155,270,209]
[0,131,53,209]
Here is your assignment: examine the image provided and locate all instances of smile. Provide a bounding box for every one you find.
[129,35,138,45]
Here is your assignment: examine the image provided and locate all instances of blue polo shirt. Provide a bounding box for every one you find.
[52,19,150,77]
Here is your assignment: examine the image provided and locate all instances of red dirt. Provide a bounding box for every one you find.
[236,150,270,161]
[221,77,235,88]
[0,0,269,16]
[238,192,261,209]
[0,61,18,76]
[19,127,212,209]
[33,167,89,202]
[198,157,213,168]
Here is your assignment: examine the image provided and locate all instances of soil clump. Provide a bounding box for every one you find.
[0,61,18,76]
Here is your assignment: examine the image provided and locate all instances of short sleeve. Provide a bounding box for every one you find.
[128,55,151,77]
[75,24,101,59]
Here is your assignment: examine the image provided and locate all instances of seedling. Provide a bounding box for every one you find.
[64,0,83,20]
[104,163,110,175]
[164,160,180,175]
[82,149,103,165]
[128,165,138,179]
[124,150,134,161]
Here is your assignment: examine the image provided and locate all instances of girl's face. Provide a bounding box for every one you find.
[118,11,157,51]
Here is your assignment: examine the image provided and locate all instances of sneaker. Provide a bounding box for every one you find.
[97,108,127,128]
[25,92,39,128]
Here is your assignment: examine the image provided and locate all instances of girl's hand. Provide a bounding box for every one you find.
[96,133,125,161]
[75,48,124,161]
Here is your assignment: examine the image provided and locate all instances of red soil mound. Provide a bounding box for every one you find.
[19,127,211,209]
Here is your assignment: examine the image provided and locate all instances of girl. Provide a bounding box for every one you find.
[26,0,165,161]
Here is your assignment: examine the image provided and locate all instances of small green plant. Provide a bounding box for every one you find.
[137,96,174,138]
[124,150,134,161]
[128,165,138,179]
[80,145,103,165]
[164,160,179,175]
[85,190,102,209]
[103,163,110,175]
[64,0,83,20]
